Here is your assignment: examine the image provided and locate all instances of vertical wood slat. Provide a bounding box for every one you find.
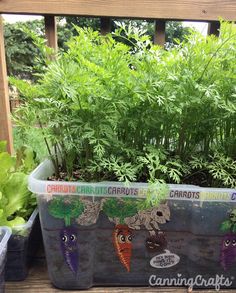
[208,21,220,37]
[154,20,166,46]
[0,15,13,154]
[100,17,111,35]
[44,15,58,50]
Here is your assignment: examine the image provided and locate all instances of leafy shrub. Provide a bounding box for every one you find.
[4,19,72,79]
[0,141,36,228]
[13,127,48,162]
[11,22,236,188]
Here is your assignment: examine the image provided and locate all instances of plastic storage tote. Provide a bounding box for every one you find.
[0,227,12,292]
[29,160,236,291]
[5,209,42,281]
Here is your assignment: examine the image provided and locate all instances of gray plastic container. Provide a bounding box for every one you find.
[5,209,41,281]
[0,227,12,292]
[29,160,236,291]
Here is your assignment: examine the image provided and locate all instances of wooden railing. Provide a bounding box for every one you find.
[0,1,235,21]
[0,0,236,153]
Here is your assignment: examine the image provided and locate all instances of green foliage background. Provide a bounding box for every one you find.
[0,141,36,228]
[4,18,191,79]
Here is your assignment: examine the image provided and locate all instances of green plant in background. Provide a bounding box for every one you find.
[62,17,191,47]
[11,21,236,188]
[13,127,48,162]
[189,152,236,188]
[0,141,36,228]
[4,19,72,79]
[5,18,190,80]
[4,20,43,79]
[48,196,84,226]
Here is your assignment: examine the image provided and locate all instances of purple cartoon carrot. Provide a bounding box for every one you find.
[220,209,236,270]
[220,233,236,271]
[60,226,79,274]
[48,196,84,274]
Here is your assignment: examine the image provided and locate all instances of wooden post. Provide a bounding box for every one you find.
[208,21,220,37]
[0,16,13,154]
[100,17,111,35]
[154,20,166,46]
[44,15,58,50]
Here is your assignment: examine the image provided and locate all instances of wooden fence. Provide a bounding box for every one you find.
[0,0,236,153]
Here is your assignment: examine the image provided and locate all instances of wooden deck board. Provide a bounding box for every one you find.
[5,258,236,293]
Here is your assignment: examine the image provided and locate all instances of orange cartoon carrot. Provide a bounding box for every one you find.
[112,224,133,272]
[103,198,138,272]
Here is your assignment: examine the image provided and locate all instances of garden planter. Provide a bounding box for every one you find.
[5,209,41,281]
[29,160,236,291]
[0,227,12,292]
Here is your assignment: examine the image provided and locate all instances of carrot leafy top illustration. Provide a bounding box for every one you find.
[221,209,236,233]
[102,182,169,224]
[48,196,84,226]
[102,198,138,224]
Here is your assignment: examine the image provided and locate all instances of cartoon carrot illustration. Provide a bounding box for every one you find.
[48,196,84,274]
[103,198,138,272]
[220,209,236,270]
[113,224,133,272]
[60,226,79,274]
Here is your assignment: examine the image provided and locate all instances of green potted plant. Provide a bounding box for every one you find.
[0,141,40,281]
[13,21,236,290]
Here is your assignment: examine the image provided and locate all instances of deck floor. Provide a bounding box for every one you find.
[5,258,236,293]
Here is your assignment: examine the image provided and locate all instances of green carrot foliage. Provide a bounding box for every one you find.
[11,21,236,188]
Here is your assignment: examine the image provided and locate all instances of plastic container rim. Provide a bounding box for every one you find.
[0,226,12,254]
[28,160,236,202]
[12,208,38,232]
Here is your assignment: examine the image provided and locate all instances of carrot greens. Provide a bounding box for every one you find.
[11,21,236,188]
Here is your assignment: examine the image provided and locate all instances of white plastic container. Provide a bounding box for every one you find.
[0,227,12,292]
[29,160,236,290]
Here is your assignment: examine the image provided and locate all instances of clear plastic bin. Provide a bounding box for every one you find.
[0,227,12,292]
[5,209,42,281]
[29,160,236,290]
